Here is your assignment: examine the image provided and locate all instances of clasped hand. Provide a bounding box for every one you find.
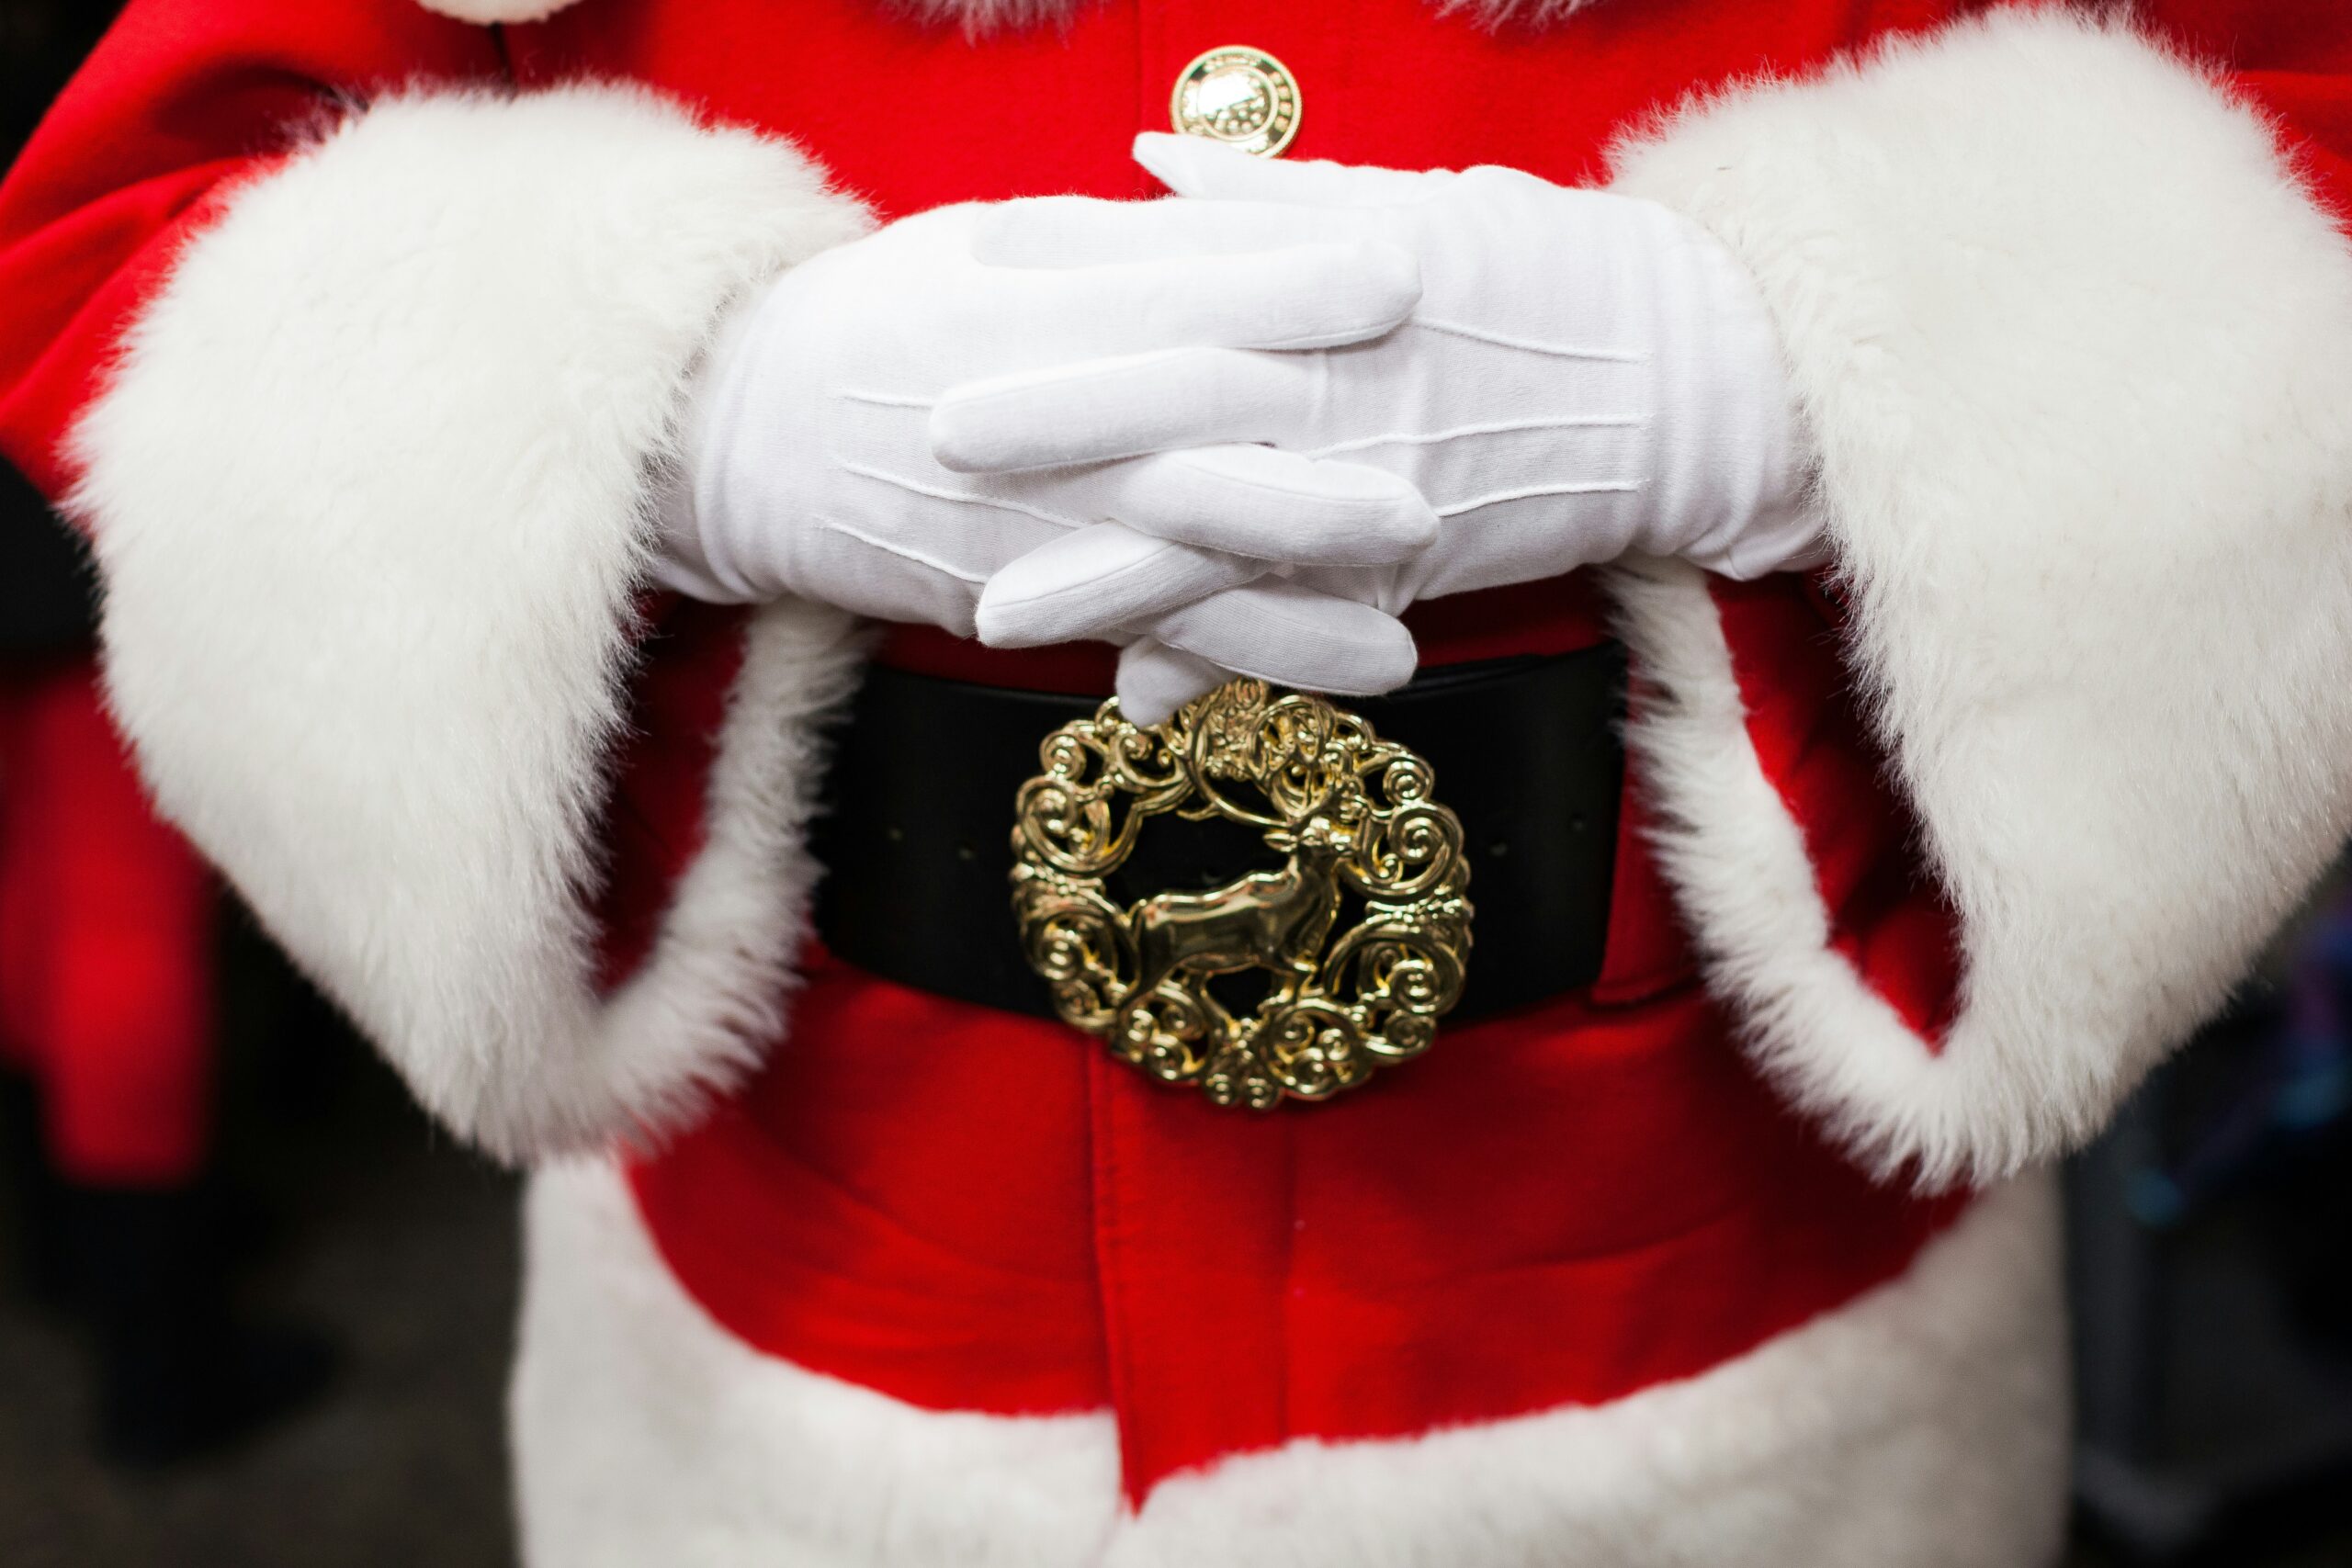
[661,134,1815,721]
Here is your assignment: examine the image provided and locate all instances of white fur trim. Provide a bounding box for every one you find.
[1606,7,2352,1187]
[72,85,873,1162]
[513,1159,2066,1567]
[1434,0,1608,29]
[888,0,1098,37]
[416,0,581,22]
[511,1160,1124,1568]
[410,0,1609,37]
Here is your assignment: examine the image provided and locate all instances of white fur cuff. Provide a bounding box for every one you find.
[73,85,872,1162]
[1607,9,2352,1186]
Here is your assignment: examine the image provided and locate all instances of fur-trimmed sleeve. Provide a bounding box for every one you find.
[1,3,873,1162]
[1602,5,2352,1188]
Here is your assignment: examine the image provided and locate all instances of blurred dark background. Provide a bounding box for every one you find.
[5,6,2352,1565]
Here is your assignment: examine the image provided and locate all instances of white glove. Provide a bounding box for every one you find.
[656,199,1444,700]
[955,138,1817,702]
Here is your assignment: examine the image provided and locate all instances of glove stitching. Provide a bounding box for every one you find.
[838,389,937,410]
[834,460,1087,532]
[1435,476,1644,520]
[1412,317,1643,363]
[817,516,990,582]
[1304,412,1642,458]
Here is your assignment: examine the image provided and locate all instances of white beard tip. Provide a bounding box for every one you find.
[415,0,585,23]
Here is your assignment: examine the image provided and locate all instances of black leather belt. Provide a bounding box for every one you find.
[810,646,1627,1024]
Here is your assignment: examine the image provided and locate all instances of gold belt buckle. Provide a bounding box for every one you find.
[1011,680,1474,1109]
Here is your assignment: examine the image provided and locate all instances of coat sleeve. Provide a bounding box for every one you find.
[0,0,873,1164]
[1601,2,2352,1189]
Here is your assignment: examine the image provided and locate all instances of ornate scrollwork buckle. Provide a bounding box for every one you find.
[1010,680,1473,1109]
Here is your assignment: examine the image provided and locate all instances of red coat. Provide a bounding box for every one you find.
[6,2,2352,1563]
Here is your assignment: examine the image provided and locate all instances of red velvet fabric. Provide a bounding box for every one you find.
[0,659,213,1187]
[6,0,2348,1502]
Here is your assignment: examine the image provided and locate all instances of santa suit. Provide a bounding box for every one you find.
[6,1,2352,1563]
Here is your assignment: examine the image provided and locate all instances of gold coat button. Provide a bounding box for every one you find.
[1170,47,1302,159]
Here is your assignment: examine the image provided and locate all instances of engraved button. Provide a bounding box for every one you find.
[1170,46,1302,159]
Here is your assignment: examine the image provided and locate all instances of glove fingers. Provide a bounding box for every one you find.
[1114,638,1231,727]
[933,345,1309,472]
[1080,446,1437,564]
[1148,579,1417,698]
[977,523,1265,649]
[974,195,1374,268]
[1134,132,1459,205]
[992,242,1419,356]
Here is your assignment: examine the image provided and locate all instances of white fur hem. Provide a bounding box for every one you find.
[511,1160,2067,1567]
[72,85,872,1162]
[1607,7,2352,1186]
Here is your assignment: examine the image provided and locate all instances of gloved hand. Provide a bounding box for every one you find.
[656,199,1444,702]
[955,137,1818,709]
